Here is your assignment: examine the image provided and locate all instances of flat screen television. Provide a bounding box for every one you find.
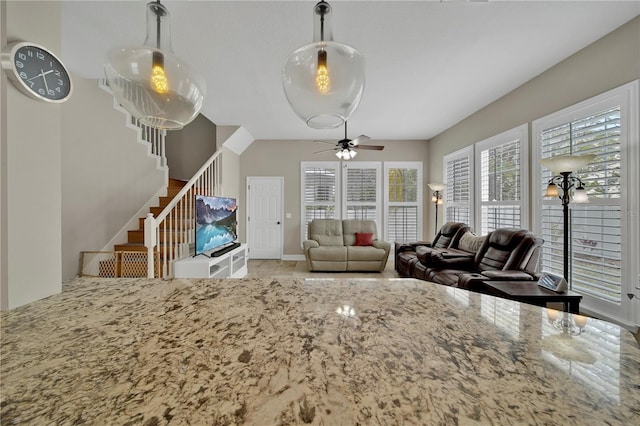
[194,194,238,256]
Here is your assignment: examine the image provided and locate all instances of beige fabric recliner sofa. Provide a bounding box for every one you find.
[303,219,391,272]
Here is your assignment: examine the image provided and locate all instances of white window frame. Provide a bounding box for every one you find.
[532,81,639,328]
[383,161,423,243]
[300,161,341,244]
[443,146,475,231]
[342,162,382,226]
[302,161,423,245]
[474,124,529,234]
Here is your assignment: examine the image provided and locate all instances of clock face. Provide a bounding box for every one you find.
[7,43,72,102]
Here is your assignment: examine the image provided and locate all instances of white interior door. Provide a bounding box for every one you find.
[247,177,283,259]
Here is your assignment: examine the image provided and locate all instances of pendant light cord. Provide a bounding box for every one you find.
[316,1,329,42]
[156,0,161,49]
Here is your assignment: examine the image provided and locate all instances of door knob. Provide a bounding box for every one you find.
[277,221,281,225]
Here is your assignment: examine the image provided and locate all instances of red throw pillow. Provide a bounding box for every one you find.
[355,232,374,246]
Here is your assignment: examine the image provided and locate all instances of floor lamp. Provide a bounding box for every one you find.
[540,154,595,283]
[428,183,445,236]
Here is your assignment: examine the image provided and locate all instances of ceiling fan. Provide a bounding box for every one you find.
[313,122,384,160]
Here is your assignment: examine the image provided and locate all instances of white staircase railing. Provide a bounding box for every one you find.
[131,115,167,167]
[99,79,167,168]
[144,149,224,278]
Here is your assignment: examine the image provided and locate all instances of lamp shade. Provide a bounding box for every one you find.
[545,183,559,197]
[540,154,596,174]
[104,1,205,130]
[573,187,589,203]
[428,183,446,191]
[282,1,365,129]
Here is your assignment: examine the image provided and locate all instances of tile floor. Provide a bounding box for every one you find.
[246,258,399,279]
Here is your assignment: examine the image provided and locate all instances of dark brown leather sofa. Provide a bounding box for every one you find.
[396,226,544,292]
[395,222,469,276]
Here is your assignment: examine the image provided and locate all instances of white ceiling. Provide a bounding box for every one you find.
[60,1,639,141]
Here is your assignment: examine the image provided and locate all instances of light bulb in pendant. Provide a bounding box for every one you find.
[104,0,205,129]
[150,51,169,94]
[316,50,330,94]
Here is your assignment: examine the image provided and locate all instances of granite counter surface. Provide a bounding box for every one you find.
[1,277,639,425]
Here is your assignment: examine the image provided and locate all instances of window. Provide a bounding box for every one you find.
[343,162,381,225]
[384,162,423,242]
[301,161,423,245]
[475,125,528,234]
[532,81,639,327]
[300,162,340,241]
[443,146,474,229]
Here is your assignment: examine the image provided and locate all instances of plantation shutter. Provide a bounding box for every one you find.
[303,161,423,246]
[476,125,528,234]
[301,162,340,241]
[443,147,473,228]
[539,106,622,302]
[343,162,381,224]
[384,162,422,242]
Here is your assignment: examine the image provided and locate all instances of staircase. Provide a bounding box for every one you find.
[90,146,223,279]
[92,179,187,278]
[89,79,225,279]
[115,179,188,251]
[113,178,193,277]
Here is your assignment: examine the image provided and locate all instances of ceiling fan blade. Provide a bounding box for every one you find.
[357,145,384,151]
[313,140,337,146]
[313,147,338,154]
[350,135,371,146]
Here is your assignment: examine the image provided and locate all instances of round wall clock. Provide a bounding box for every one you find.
[1,41,73,103]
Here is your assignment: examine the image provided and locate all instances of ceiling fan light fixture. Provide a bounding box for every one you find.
[335,147,356,160]
[282,0,365,129]
[104,0,206,130]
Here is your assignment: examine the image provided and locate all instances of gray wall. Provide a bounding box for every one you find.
[166,114,217,181]
[1,1,63,308]
[240,139,429,256]
[221,146,241,202]
[428,16,640,204]
[61,77,166,281]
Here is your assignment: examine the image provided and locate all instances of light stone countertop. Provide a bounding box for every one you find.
[1,276,639,425]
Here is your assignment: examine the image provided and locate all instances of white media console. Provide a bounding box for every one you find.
[174,243,247,279]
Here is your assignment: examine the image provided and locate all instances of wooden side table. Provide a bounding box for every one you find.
[482,281,582,313]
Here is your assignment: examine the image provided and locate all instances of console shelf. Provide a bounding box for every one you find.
[174,244,247,279]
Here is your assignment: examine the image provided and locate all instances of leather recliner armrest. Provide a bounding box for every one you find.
[458,270,536,291]
[481,270,536,281]
[456,273,487,291]
[395,241,432,253]
[423,248,474,269]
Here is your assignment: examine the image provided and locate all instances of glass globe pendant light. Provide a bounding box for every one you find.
[104,0,206,130]
[282,1,365,129]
